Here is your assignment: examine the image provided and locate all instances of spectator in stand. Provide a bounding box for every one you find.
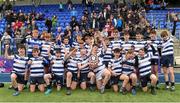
[12,20,23,31]
[90,12,98,29]
[52,15,58,33]
[79,16,88,30]
[67,0,73,10]
[45,18,52,33]
[116,15,123,32]
[70,16,79,31]
[59,1,64,11]
[98,12,106,31]
[1,31,12,55]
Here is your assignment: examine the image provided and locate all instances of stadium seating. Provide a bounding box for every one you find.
[0,4,180,37]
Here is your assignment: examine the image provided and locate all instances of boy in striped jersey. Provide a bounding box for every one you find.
[110,30,121,50]
[121,50,137,95]
[75,39,85,58]
[26,29,42,58]
[90,44,111,94]
[41,33,53,74]
[160,31,175,91]
[77,48,95,91]
[44,49,64,95]
[121,32,134,54]
[26,48,49,93]
[138,48,157,95]
[84,35,93,54]
[102,37,112,68]
[5,44,28,96]
[149,30,161,87]
[108,48,129,93]
[41,33,53,59]
[60,36,71,57]
[65,47,79,95]
[133,32,146,55]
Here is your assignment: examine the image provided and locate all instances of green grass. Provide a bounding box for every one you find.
[0,84,180,102]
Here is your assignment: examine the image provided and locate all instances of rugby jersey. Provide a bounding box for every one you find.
[29,57,48,77]
[26,38,42,56]
[122,56,135,75]
[51,56,64,76]
[93,57,105,74]
[103,45,113,62]
[147,39,161,59]
[77,56,90,74]
[133,40,147,54]
[67,56,79,73]
[12,55,29,75]
[121,40,134,52]
[138,54,152,77]
[60,44,71,57]
[85,44,91,54]
[41,41,53,58]
[72,42,80,49]
[108,57,122,75]
[110,40,122,50]
[161,37,174,56]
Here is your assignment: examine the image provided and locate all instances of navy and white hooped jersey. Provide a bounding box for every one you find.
[29,57,48,77]
[147,40,161,59]
[67,56,79,73]
[110,40,122,50]
[76,49,81,58]
[77,56,90,74]
[161,37,174,56]
[108,57,122,75]
[60,44,71,57]
[85,44,91,54]
[72,42,80,49]
[138,54,152,77]
[26,38,42,55]
[133,40,147,54]
[12,55,29,75]
[121,40,134,52]
[41,41,53,58]
[93,57,105,74]
[97,45,104,57]
[103,45,113,62]
[122,57,135,75]
[51,56,64,76]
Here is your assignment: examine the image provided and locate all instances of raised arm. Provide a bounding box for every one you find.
[4,45,13,60]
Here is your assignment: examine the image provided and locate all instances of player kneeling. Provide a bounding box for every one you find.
[44,49,64,95]
[138,48,157,95]
[26,48,49,93]
[77,48,96,91]
[89,44,111,94]
[65,48,79,95]
[121,50,137,95]
[108,48,129,93]
[5,44,28,96]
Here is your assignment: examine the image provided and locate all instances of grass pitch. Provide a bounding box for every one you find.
[0,84,180,102]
